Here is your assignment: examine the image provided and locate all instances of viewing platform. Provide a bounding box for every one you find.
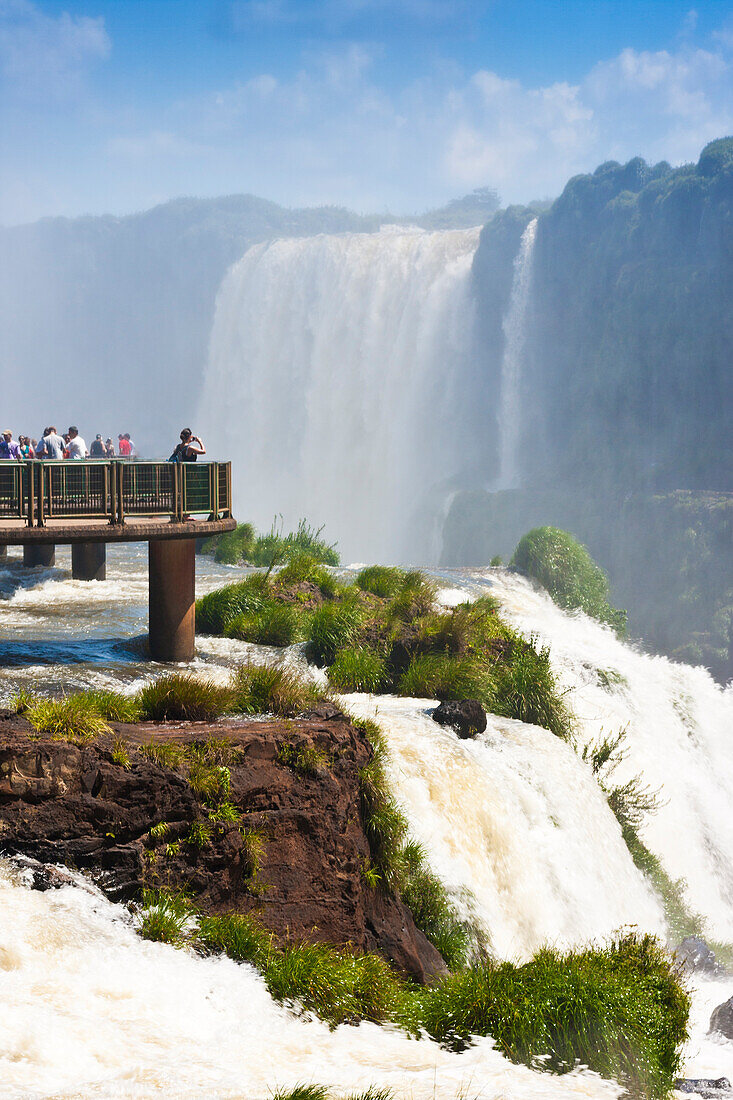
[0,460,236,662]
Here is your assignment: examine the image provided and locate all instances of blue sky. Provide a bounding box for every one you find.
[1,0,732,224]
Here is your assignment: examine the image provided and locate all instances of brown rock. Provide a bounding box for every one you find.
[0,712,446,984]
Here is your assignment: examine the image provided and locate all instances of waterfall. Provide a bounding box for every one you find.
[496,218,538,489]
[343,692,664,959]
[198,227,481,563]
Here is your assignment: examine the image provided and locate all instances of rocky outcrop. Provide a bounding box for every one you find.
[674,1080,731,1098]
[432,699,487,738]
[676,935,726,977]
[710,998,733,1039]
[0,710,445,984]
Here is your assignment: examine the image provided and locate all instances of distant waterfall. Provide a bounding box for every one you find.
[496,218,537,489]
[199,227,481,562]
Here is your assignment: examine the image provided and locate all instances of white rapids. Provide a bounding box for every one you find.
[0,862,621,1100]
[2,549,733,1094]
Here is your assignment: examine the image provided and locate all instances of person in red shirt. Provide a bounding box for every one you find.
[118,434,132,457]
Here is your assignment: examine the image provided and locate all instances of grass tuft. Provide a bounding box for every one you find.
[231,662,327,718]
[139,889,194,946]
[408,931,689,1098]
[195,574,270,635]
[306,602,363,667]
[356,565,405,599]
[111,736,132,769]
[20,693,111,743]
[492,639,573,740]
[327,647,388,693]
[398,653,493,706]
[138,674,233,722]
[277,742,330,776]
[225,602,304,646]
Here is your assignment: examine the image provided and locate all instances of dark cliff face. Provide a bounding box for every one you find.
[472,138,733,495]
[0,709,445,984]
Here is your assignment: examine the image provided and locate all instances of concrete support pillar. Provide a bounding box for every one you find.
[148,538,196,662]
[0,545,7,561]
[23,544,55,568]
[72,542,106,581]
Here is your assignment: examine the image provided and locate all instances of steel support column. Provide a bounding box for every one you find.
[148,538,196,661]
[71,542,106,581]
[23,544,55,568]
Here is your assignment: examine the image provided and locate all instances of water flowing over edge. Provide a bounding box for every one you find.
[198,227,481,563]
[496,218,538,491]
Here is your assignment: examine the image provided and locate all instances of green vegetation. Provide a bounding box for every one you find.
[353,716,472,969]
[138,673,233,722]
[399,841,471,971]
[140,885,688,1098]
[231,662,327,717]
[277,741,330,776]
[275,553,340,597]
[225,602,303,646]
[409,932,689,1098]
[196,573,270,635]
[306,601,363,666]
[13,691,112,743]
[512,527,627,633]
[491,640,572,739]
[327,647,387,693]
[200,518,339,568]
[196,562,573,740]
[139,888,193,945]
[355,565,405,598]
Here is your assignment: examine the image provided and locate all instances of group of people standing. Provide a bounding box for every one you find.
[0,428,137,460]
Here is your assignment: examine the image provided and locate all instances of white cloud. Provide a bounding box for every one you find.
[0,0,109,102]
[3,8,733,223]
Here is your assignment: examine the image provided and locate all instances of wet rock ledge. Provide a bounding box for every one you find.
[0,706,444,983]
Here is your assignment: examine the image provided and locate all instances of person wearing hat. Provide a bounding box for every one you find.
[0,430,21,460]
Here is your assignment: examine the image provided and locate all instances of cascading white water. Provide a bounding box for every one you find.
[496,218,537,490]
[478,570,733,942]
[198,227,481,563]
[0,861,622,1100]
[343,692,664,960]
[2,554,733,1091]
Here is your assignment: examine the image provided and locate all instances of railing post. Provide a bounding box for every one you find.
[116,461,125,524]
[108,462,116,524]
[37,462,45,527]
[26,461,34,527]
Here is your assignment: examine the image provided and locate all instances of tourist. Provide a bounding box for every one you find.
[19,436,34,458]
[66,426,88,460]
[124,432,137,458]
[118,433,131,457]
[0,430,21,460]
[169,428,206,462]
[89,434,106,458]
[39,424,64,459]
[104,438,115,458]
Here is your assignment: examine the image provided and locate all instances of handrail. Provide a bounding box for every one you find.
[0,460,232,527]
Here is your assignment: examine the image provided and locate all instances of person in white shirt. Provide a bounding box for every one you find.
[66,426,88,459]
[40,426,65,460]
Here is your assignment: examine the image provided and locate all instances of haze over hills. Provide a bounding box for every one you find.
[0,187,500,449]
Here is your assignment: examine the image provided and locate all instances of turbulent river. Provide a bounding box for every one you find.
[1,546,732,1097]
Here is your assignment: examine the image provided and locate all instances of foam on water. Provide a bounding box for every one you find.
[0,862,621,1100]
[341,693,664,959]
[472,569,733,942]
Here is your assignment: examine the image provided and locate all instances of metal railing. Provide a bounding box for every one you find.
[0,460,232,526]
